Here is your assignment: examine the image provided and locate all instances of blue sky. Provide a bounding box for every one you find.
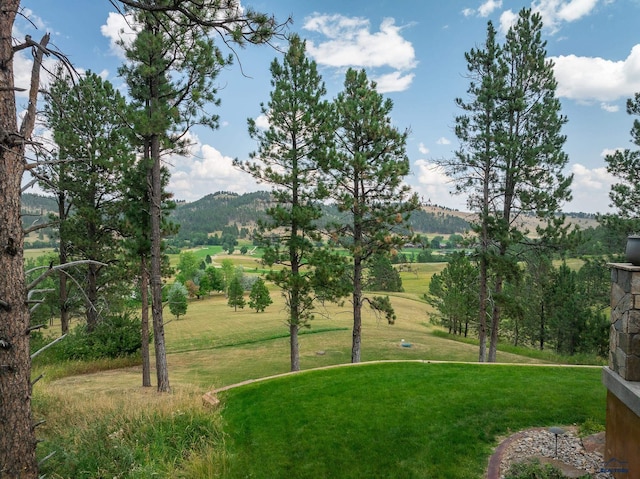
[15,0,640,214]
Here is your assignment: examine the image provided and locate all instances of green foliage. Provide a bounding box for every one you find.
[227,276,246,311]
[504,459,568,479]
[43,69,135,330]
[365,253,403,292]
[204,266,225,292]
[235,34,348,370]
[426,252,478,336]
[443,9,572,361]
[323,67,420,362]
[33,313,143,362]
[368,295,397,324]
[176,251,200,283]
[168,282,188,319]
[605,92,640,221]
[248,277,272,312]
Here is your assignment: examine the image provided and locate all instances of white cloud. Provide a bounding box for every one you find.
[418,142,430,155]
[478,0,503,17]
[564,162,615,213]
[600,147,623,158]
[304,15,416,70]
[551,45,640,102]
[373,72,415,93]
[500,0,602,35]
[167,139,259,201]
[100,11,138,59]
[303,14,417,92]
[462,1,502,18]
[600,102,619,112]
[436,137,451,145]
[254,114,270,130]
[499,9,519,34]
[412,159,468,210]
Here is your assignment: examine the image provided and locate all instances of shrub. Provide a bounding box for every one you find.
[35,312,143,362]
[504,459,588,479]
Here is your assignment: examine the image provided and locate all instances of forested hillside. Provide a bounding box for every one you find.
[170,191,272,240]
[170,190,472,240]
[23,191,600,246]
[21,194,57,246]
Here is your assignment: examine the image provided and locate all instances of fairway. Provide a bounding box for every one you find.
[47,289,543,392]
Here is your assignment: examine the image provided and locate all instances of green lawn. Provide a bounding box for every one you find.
[220,362,605,479]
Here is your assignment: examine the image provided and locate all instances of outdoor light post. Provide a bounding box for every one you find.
[548,427,565,457]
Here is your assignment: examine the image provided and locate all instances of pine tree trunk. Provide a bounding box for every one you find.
[488,275,503,362]
[86,262,99,331]
[290,323,300,372]
[140,256,151,387]
[351,257,363,363]
[477,256,488,363]
[57,192,70,334]
[149,135,170,392]
[0,3,39,475]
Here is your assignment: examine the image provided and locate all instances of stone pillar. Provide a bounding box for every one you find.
[603,263,640,478]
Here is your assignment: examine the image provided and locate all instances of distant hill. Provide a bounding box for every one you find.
[21,191,601,244]
[170,191,272,239]
[425,205,600,235]
[21,193,57,230]
[170,191,471,238]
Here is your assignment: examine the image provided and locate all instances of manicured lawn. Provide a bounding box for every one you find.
[220,362,605,479]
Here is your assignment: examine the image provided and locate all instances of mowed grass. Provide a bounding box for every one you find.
[47,287,542,392]
[34,257,608,479]
[220,362,605,479]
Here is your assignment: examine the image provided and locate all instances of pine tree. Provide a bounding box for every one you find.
[249,278,273,312]
[323,68,419,363]
[604,92,640,233]
[44,71,133,332]
[441,9,572,362]
[168,282,188,320]
[227,276,246,311]
[236,34,346,371]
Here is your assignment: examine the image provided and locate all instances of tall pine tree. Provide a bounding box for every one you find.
[323,69,419,363]
[442,9,572,361]
[236,34,345,371]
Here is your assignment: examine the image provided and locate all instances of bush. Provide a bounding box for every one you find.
[505,459,588,479]
[34,312,143,362]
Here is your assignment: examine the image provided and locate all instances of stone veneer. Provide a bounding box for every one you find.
[603,263,640,478]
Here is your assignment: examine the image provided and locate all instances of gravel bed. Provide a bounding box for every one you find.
[497,427,613,479]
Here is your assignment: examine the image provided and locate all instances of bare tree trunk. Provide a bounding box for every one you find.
[0,4,41,475]
[488,275,503,362]
[351,257,363,363]
[149,135,170,392]
[57,191,71,334]
[140,256,151,387]
[477,256,488,362]
[290,324,300,372]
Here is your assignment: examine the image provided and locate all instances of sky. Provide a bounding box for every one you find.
[13,0,640,214]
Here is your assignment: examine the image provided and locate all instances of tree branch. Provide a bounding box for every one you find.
[30,334,66,360]
[26,260,107,291]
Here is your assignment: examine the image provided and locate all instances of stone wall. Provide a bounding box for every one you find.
[604,263,640,478]
[609,263,640,380]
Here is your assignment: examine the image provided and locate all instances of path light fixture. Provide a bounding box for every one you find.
[548,426,565,457]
